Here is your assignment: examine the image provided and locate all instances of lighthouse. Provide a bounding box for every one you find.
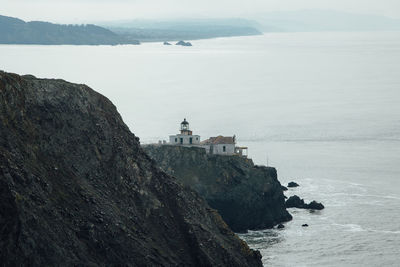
[169,118,200,145]
[180,118,191,135]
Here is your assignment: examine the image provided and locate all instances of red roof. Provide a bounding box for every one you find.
[201,136,235,145]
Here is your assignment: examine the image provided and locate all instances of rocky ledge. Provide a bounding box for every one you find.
[0,71,262,266]
[143,145,292,232]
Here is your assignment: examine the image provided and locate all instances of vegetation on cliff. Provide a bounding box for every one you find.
[0,15,261,45]
[0,15,139,45]
[143,145,292,232]
[0,71,262,266]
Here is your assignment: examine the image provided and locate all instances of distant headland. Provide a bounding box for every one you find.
[0,15,262,45]
[0,15,140,45]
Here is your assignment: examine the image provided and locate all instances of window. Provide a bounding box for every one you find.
[175,138,177,142]
[180,138,183,144]
[189,137,193,144]
[223,146,226,152]
[196,137,198,140]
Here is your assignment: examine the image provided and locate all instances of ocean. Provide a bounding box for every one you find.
[1,32,399,266]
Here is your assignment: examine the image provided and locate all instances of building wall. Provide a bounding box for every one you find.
[202,144,235,155]
[169,134,200,145]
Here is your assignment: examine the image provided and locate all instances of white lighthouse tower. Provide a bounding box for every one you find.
[169,118,201,145]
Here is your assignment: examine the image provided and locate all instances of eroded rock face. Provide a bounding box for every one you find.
[143,145,292,232]
[0,72,262,266]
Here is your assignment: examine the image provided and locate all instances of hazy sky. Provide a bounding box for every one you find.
[2,0,400,23]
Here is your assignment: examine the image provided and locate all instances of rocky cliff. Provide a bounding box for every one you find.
[0,71,262,266]
[143,145,292,232]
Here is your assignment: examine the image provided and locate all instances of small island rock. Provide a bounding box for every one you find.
[307,200,325,210]
[277,224,285,229]
[176,40,192,46]
[286,195,324,210]
[287,181,299,187]
[163,41,172,45]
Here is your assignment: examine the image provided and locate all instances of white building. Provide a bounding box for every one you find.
[201,135,247,157]
[168,119,248,157]
[169,118,201,146]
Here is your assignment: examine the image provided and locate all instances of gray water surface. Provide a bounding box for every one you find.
[1,32,399,266]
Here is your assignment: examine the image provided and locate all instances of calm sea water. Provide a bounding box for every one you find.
[1,32,400,266]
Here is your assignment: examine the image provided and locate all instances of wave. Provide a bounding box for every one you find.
[329,192,400,201]
[334,223,364,232]
[333,223,400,234]
[242,136,400,143]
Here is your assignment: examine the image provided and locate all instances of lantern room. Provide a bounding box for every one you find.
[180,118,193,135]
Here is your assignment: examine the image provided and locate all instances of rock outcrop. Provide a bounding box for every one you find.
[176,40,192,46]
[285,195,324,210]
[143,145,292,232]
[0,71,262,266]
[287,181,299,187]
[307,200,325,210]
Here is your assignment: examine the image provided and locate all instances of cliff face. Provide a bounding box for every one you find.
[143,145,292,232]
[0,71,262,266]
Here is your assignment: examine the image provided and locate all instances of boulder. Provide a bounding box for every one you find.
[163,41,172,45]
[302,224,309,227]
[286,195,306,208]
[287,181,299,187]
[286,195,324,210]
[277,224,285,229]
[307,200,325,210]
[281,185,288,191]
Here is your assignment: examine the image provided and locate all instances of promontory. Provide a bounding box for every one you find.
[0,71,262,266]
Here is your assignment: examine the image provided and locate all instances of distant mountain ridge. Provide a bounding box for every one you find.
[0,15,262,44]
[0,15,139,45]
[101,18,262,42]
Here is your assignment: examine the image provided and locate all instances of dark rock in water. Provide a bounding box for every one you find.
[302,224,309,227]
[277,224,285,229]
[163,41,172,45]
[286,195,306,208]
[307,200,325,210]
[281,185,288,191]
[143,145,292,232]
[176,40,192,46]
[286,195,324,210]
[284,195,288,199]
[0,71,262,267]
[287,181,299,187]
